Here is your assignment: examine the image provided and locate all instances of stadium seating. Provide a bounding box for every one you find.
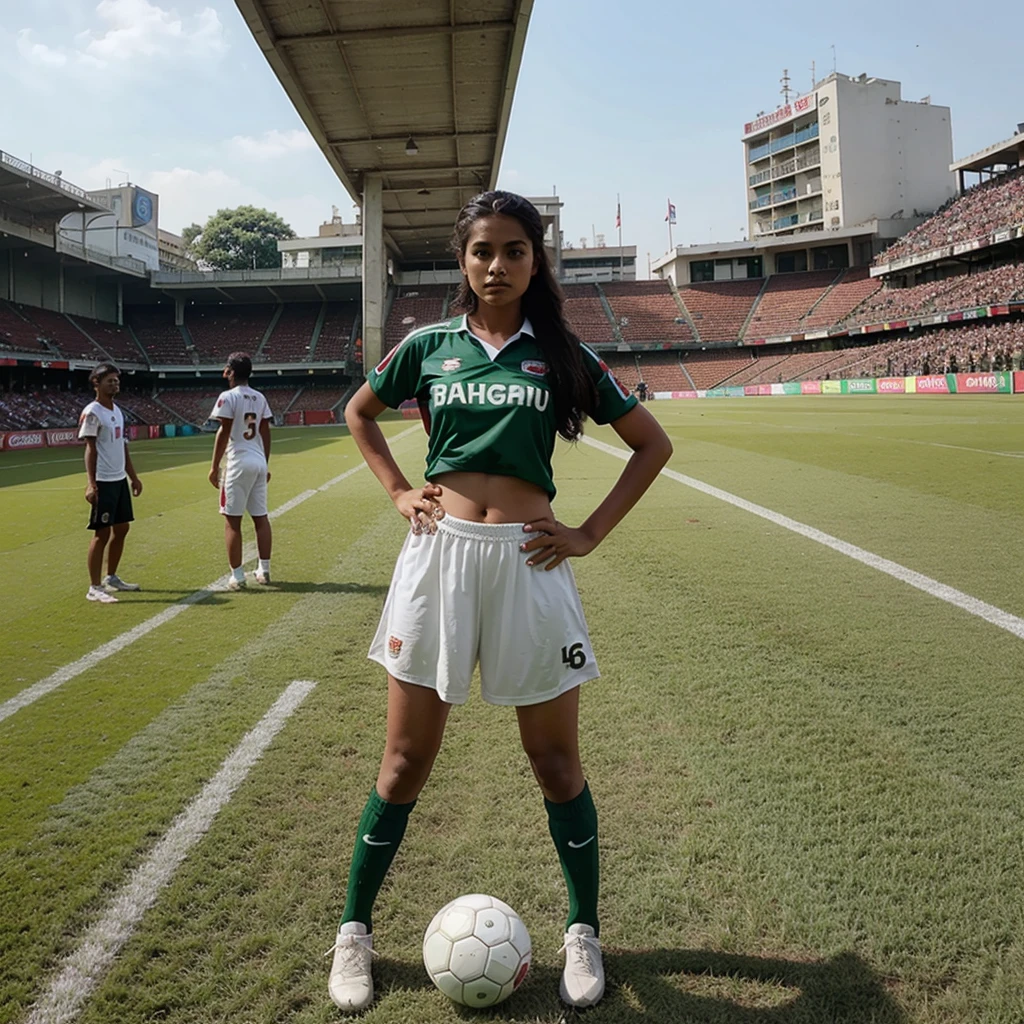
[130,307,193,364]
[385,285,450,347]
[116,392,183,425]
[0,302,53,353]
[186,304,276,363]
[633,352,691,392]
[314,301,358,361]
[744,271,840,339]
[680,350,756,388]
[562,284,615,344]
[157,384,300,425]
[601,281,693,343]
[70,314,147,364]
[875,167,1024,265]
[0,388,90,429]
[801,268,882,330]
[289,386,347,412]
[259,302,320,362]
[598,353,640,392]
[678,279,763,342]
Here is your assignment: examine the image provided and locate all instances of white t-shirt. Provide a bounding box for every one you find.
[210,385,272,466]
[78,400,126,482]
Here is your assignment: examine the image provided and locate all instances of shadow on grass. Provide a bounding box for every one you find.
[261,581,389,597]
[376,949,905,1023]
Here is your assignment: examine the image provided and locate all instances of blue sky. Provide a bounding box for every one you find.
[2,0,1022,275]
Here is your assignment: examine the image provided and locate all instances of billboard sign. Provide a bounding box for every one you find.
[3,430,45,450]
[915,375,951,394]
[954,372,1011,394]
[876,377,906,393]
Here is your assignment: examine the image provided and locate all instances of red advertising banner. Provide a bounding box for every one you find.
[800,380,822,394]
[284,411,303,425]
[915,375,951,393]
[743,386,759,396]
[45,428,82,447]
[1015,371,1024,394]
[757,384,773,395]
[148,425,161,439]
[954,373,1008,393]
[303,410,334,425]
[877,377,906,393]
[2,430,46,450]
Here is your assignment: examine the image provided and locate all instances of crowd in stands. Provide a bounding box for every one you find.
[0,388,154,431]
[875,166,1024,266]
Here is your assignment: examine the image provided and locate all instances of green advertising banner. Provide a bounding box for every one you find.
[782,382,802,395]
[841,378,877,394]
[725,386,745,397]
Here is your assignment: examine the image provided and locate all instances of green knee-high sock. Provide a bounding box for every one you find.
[340,789,416,931]
[545,781,600,936]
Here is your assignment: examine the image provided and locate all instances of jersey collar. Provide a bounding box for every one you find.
[459,314,535,351]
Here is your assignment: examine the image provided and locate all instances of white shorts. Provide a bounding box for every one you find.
[219,458,268,517]
[369,515,600,706]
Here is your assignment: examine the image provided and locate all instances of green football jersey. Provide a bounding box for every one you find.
[367,315,637,498]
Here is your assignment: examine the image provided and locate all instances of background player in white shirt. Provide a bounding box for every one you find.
[78,363,143,604]
[208,352,273,589]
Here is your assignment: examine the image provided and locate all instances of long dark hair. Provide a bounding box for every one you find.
[450,191,598,441]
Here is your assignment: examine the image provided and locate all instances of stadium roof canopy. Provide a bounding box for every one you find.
[0,150,111,221]
[950,129,1024,175]
[234,0,534,263]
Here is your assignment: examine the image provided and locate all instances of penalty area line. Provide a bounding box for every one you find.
[0,426,419,726]
[583,435,1024,642]
[23,679,317,1024]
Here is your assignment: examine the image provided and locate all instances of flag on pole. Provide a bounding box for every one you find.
[665,200,677,225]
[615,201,621,230]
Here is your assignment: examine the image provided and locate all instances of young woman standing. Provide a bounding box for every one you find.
[330,191,672,1011]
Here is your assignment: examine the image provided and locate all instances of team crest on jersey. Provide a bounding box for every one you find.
[441,358,462,372]
[387,636,403,659]
[521,360,548,377]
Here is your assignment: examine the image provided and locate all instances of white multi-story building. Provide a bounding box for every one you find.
[744,72,954,242]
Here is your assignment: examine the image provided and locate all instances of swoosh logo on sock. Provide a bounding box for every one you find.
[567,835,595,849]
[362,834,392,846]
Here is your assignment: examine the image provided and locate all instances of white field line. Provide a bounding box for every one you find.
[23,679,317,1024]
[0,426,419,725]
[583,435,1024,641]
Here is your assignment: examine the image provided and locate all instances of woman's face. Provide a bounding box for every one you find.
[460,213,538,309]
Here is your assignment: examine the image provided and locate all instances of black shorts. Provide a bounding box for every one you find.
[87,478,134,531]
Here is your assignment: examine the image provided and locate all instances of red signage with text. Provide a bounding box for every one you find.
[800,380,822,394]
[2,430,46,450]
[915,375,950,393]
[876,378,907,393]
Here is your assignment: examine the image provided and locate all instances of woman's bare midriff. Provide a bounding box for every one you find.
[431,471,551,524]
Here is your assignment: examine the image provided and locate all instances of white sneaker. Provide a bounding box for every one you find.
[326,922,375,1012]
[559,924,604,1007]
[104,573,140,591]
[227,576,247,591]
[87,585,118,604]
[254,569,271,585]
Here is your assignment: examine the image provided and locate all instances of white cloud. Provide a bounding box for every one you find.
[16,29,68,67]
[77,0,226,63]
[228,130,317,161]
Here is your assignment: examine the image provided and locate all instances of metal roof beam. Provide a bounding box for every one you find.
[327,130,495,147]
[278,20,513,47]
[382,164,489,178]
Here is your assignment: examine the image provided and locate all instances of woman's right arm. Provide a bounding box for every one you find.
[345,382,444,533]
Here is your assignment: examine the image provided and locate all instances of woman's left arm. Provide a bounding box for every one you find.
[522,404,672,570]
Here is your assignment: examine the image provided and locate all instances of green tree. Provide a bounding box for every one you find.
[187,206,295,270]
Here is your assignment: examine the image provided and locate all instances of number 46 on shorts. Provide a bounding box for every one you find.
[561,642,587,670]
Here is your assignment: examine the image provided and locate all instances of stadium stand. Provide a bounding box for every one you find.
[157,384,300,425]
[116,392,184,425]
[800,267,882,330]
[19,306,107,360]
[71,314,147,364]
[562,284,615,344]
[744,270,840,339]
[598,352,640,391]
[681,350,756,388]
[633,352,691,392]
[385,285,450,346]
[313,300,358,361]
[259,302,320,362]
[0,302,54,354]
[602,281,693,343]
[186,304,276,363]
[678,279,763,342]
[289,385,347,412]
[0,388,90,429]
[129,306,193,364]
[875,166,1024,266]
[722,352,791,385]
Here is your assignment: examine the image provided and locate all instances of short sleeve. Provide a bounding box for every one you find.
[78,407,100,439]
[260,395,273,421]
[367,331,428,408]
[582,345,638,424]
[210,390,234,421]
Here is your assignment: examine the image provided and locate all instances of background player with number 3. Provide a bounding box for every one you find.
[208,352,273,589]
[328,191,673,1013]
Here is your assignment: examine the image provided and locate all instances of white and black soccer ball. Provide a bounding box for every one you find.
[422,893,531,1007]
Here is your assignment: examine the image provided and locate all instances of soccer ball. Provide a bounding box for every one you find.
[422,893,531,1007]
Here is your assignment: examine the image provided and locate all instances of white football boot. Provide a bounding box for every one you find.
[559,923,605,1007]
[327,921,375,1012]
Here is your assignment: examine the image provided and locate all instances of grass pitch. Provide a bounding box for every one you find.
[2,397,1024,1024]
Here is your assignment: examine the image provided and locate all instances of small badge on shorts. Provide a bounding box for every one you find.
[101,512,110,524]
[441,358,461,372]
[521,359,548,377]
[387,636,403,659]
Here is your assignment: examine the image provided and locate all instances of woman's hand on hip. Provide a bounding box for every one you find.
[394,484,445,535]
[520,517,596,570]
